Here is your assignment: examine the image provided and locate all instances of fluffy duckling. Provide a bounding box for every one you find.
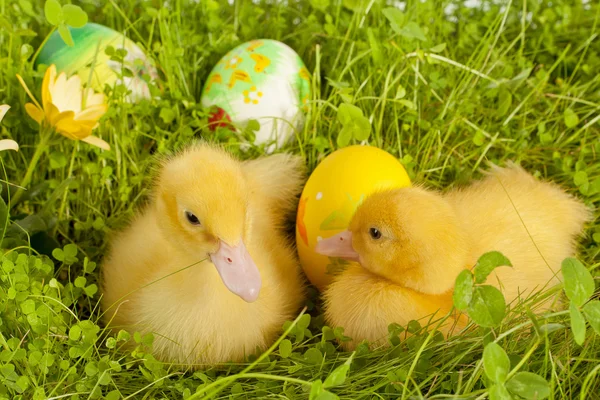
[445,164,591,302]
[100,143,305,366]
[317,164,590,349]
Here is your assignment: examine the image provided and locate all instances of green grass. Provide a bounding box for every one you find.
[1,0,600,398]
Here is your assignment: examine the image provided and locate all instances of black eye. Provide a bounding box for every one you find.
[369,227,382,240]
[185,211,201,226]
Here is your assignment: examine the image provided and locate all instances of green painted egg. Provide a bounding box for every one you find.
[200,39,311,152]
[36,23,158,102]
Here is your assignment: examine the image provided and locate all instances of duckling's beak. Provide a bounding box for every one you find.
[210,240,261,302]
[315,231,360,261]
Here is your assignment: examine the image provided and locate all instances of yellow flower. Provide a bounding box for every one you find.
[0,104,18,152]
[16,65,110,150]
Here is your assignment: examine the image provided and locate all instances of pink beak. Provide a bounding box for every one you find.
[315,230,360,262]
[210,240,261,302]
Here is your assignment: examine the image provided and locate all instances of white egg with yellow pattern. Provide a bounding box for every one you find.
[200,39,311,153]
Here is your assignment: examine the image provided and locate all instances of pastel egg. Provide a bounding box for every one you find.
[200,39,311,153]
[296,145,412,290]
[36,23,158,102]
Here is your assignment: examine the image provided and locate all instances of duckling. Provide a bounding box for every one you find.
[317,163,590,349]
[100,143,306,366]
[445,164,591,303]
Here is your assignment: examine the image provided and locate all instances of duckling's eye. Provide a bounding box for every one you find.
[369,227,382,240]
[185,211,201,226]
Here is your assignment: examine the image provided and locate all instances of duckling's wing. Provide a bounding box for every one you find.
[243,153,306,222]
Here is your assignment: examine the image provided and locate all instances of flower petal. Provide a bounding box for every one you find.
[44,102,59,124]
[24,103,45,124]
[57,122,96,143]
[56,115,98,138]
[84,89,106,107]
[53,71,68,91]
[55,118,83,135]
[50,72,77,113]
[15,74,43,110]
[82,135,110,151]
[0,139,19,152]
[74,104,108,121]
[56,129,80,141]
[58,75,84,114]
[68,122,98,137]
[42,64,57,107]
[0,105,10,123]
[45,103,75,126]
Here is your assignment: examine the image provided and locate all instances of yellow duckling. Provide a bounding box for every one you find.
[100,143,306,366]
[317,164,590,349]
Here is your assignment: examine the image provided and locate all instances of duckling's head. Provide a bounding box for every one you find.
[316,187,468,294]
[153,143,260,302]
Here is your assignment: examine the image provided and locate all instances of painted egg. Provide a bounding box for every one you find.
[36,23,158,102]
[296,145,411,290]
[200,39,311,153]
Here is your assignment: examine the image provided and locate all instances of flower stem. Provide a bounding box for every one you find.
[11,129,51,206]
[54,144,77,234]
